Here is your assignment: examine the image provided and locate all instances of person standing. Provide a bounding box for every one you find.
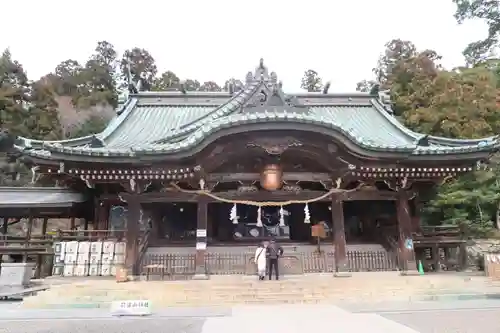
[266,238,283,280]
[254,242,267,280]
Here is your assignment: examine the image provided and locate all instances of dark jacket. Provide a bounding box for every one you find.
[266,241,283,259]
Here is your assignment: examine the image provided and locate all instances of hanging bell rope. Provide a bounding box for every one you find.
[256,206,262,227]
[168,182,363,207]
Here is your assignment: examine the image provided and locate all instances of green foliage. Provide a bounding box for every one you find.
[452,0,500,64]
[0,49,31,137]
[223,79,243,92]
[199,81,222,92]
[355,80,379,94]
[48,41,119,108]
[120,47,157,89]
[356,37,500,238]
[65,115,109,139]
[25,81,63,140]
[422,168,500,238]
[300,69,323,92]
[152,71,180,91]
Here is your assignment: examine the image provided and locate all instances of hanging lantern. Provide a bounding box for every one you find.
[230,204,239,224]
[256,206,263,227]
[260,164,283,191]
[279,206,285,227]
[304,203,311,224]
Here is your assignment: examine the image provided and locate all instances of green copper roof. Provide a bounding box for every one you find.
[15,60,500,162]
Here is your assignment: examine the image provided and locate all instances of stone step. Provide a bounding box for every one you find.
[22,273,500,309]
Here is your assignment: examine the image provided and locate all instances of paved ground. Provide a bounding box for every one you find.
[346,299,500,333]
[1,299,500,332]
[383,309,500,333]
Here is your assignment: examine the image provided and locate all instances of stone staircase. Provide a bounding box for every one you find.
[21,272,500,309]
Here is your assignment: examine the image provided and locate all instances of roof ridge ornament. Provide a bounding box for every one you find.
[253,58,270,82]
[378,89,393,114]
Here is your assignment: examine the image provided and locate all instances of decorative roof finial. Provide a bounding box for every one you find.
[322,82,331,94]
[180,82,187,94]
[253,58,269,81]
[270,72,278,84]
[246,71,253,84]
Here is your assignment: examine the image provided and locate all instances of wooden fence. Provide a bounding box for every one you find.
[140,250,398,280]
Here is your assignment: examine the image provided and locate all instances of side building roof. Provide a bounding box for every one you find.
[14,60,500,163]
[0,187,86,208]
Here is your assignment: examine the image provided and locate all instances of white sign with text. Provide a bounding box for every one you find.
[110,300,152,317]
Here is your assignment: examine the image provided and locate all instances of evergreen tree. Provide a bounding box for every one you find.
[300,69,323,92]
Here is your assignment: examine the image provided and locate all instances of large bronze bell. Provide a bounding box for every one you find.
[260,164,283,191]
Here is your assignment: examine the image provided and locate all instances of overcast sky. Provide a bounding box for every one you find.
[1,0,488,92]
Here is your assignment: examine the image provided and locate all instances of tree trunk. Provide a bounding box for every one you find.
[496,201,500,229]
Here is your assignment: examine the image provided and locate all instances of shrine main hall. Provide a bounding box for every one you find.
[13,59,500,277]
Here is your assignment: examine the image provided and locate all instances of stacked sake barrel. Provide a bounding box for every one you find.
[51,240,126,277]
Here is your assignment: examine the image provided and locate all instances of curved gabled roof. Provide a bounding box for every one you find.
[15,60,500,163]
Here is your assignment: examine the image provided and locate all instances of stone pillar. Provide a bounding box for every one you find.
[332,195,351,277]
[124,196,141,276]
[396,192,418,274]
[194,197,208,279]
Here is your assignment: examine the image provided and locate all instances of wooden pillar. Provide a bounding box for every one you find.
[35,217,49,279]
[396,191,418,274]
[23,211,34,263]
[41,217,48,236]
[1,217,7,235]
[194,197,208,279]
[98,201,109,239]
[149,208,162,243]
[332,195,351,277]
[124,196,141,276]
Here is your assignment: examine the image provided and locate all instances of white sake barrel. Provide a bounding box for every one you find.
[103,241,115,254]
[77,253,90,265]
[89,264,100,276]
[90,241,103,254]
[53,254,64,264]
[65,241,79,254]
[100,264,111,276]
[74,264,89,277]
[63,265,74,277]
[78,241,91,254]
[64,254,76,264]
[53,242,63,254]
[101,254,114,265]
[52,264,64,276]
[59,242,66,261]
[114,242,126,254]
[89,253,102,264]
